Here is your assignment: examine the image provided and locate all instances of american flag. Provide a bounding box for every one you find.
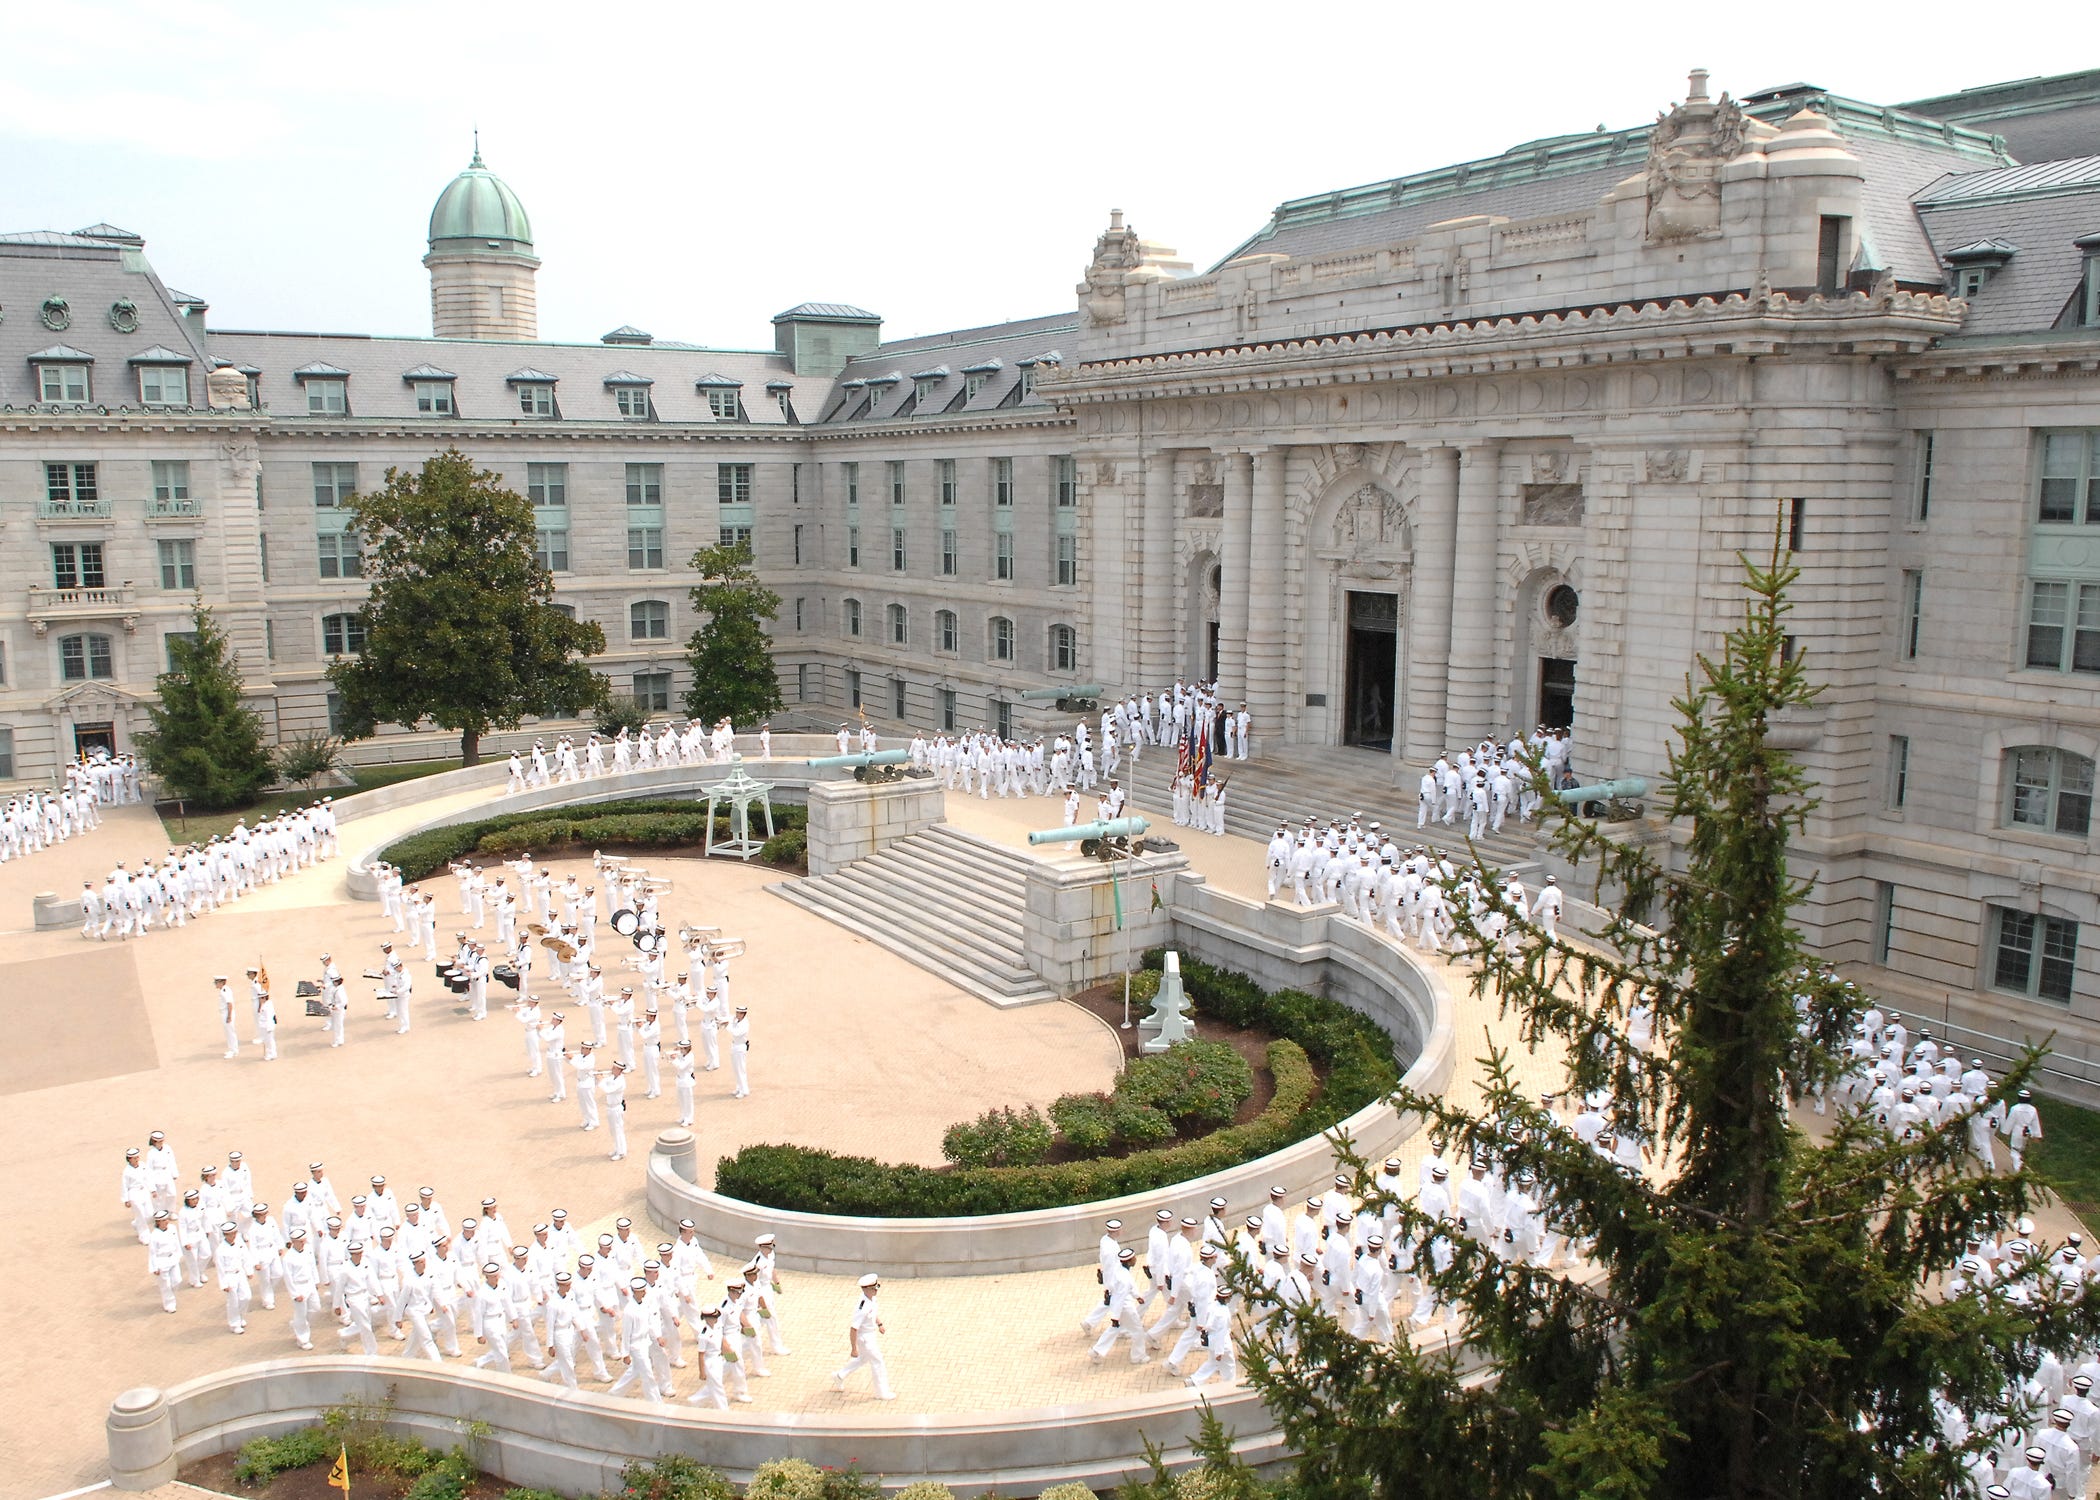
[1191,723,1211,796]
[1177,725,1193,783]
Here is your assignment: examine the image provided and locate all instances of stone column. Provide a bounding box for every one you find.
[1218,452,1254,696]
[1137,450,1177,687]
[1244,446,1289,755]
[1403,447,1460,762]
[1443,441,1504,746]
[107,1387,178,1490]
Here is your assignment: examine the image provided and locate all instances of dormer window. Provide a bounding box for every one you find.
[508,368,559,418]
[965,373,987,400]
[2078,233,2100,328]
[403,364,457,415]
[604,372,654,420]
[32,352,92,405]
[1942,239,2018,304]
[915,377,938,405]
[295,362,352,415]
[697,375,744,421]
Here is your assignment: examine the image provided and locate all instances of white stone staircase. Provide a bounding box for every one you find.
[1110,743,1543,877]
[767,823,1057,1008]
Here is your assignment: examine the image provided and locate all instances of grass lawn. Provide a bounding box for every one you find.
[157,759,463,843]
[2035,1096,2100,1219]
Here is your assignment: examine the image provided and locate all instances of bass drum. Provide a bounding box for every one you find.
[635,928,662,954]
[610,908,640,937]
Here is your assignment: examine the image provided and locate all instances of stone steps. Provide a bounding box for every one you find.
[768,824,1057,1008]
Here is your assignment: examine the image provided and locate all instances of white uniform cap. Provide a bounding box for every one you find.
[857,1273,881,1288]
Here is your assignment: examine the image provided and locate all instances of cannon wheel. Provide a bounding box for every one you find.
[853,764,872,782]
[1080,838,1103,858]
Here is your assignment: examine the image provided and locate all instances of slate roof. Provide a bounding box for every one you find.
[775,302,879,322]
[816,313,1076,424]
[1916,169,2100,335]
[205,328,801,425]
[1915,156,2100,203]
[1898,69,2100,165]
[0,232,209,408]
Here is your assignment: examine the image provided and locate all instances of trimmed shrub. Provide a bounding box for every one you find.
[760,827,807,867]
[1126,968,1162,1006]
[233,1426,333,1484]
[1040,1486,1100,1500]
[819,1468,883,1500]
[748,1459,828,1500]
[942,1105,1055,1168]
[1117,1039,1253,1129]
[379,799,806,879]
[1051,1092,1118,1155]
[1108,1096,1176,1147]
[619,1455,735,1500]
[894,1485,958,1500]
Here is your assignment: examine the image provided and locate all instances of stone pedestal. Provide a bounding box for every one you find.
[33,890,80,930]
[1021,847,1188,996]
[107,1386,178,1490]
[803,776,944,875]
[653,1128,698,1183]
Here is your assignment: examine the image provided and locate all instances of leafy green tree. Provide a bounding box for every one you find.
[134,602,275,808]
[1246,537,2092,1499]
[328,450,607,765]
[682,542,784,726]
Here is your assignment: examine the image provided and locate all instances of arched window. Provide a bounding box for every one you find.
[990,615,1015,663]
[629,600,669,640]
[2005,747,2095,837]
[59,632,114,680]
[887,603,908,645]
[844,598,863,637]
[320,615,365,657]
[935,609,958,653]
[1050,623,1078,673]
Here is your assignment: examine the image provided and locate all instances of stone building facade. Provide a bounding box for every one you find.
[2,68,2098,1047]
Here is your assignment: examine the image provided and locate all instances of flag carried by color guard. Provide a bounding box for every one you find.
[327,1444,350,1499]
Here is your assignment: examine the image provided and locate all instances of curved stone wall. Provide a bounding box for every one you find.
[648,871,1456,1277]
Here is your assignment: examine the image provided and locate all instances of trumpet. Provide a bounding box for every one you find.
[701,937,747,961]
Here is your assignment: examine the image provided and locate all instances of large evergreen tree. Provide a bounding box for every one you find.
[682,542,784,726]
[1246,538,2095,1499]
[328,450,608,765]
[134,602,275,808]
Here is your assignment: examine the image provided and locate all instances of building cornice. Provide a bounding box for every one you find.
[0,407,266,434]
[1040,289,1968,406]
[1890,335,2100,383]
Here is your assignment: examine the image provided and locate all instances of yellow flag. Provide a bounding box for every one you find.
[327,1444,350,1498]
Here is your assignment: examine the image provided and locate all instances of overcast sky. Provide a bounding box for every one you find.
[5,1,2086,349]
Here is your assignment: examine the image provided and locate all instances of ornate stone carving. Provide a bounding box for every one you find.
[1330,442,1365,472]
[1644,70,1745,245]
[109,299,139,334]
[1647,449,1690,483]
[1331,485,1409,578]
[207,365,251,410]
[1187,484,1224,519]
[1091,459,1119,487]
[1077,210,1143,327]
[40,295,70,331]
[1531,451,1572,485]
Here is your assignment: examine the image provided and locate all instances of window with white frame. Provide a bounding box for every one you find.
[535,529,570,572]
[846,668,862,708]
[888,460,906,505]
[2025,581,2100,674]
[847,525,860,568]
[615,385,652,419]
[139,365,190,407]
[40,363,90,404]
[151,460,191,513]
[157,538,196,590]
[2005,747,2095,838]
[52,541,106,590]
[59,632,114,681]
[892,676,908,717]
[936,609,957,653]
[843,461,859,505]
[317,531,363,579]
[888,603,907,644]
[0,725,13,779]
[321,614,366,656]
[627,528,663,568]
[718,464,754,503]
[1050,623,1078,673]
[625,463,663,507]
[529,462,567,508]
[992,457,1014,506]
[630,600,670,640]
[1056,532,1078,587]
[517,381,555,417]
[990,615,1014,662]
[844,598,862,637]
[940,687,957,732]
[312,462,357,508]
[45,461,99,511]
[1886,734,1909,811]
[938,458,957,506]
[1055,455,1077,506]
[797,663,810,701]
[1912,432,1935,522]
[1900,570,1922,660]
[633,671,671,712]
[720,524,753,551]
[891,527,907,571]
[413,380,454,415]
[306,378,348,415]
[2037,431,2100,524]
[941,528,958,577]
[995,531,1014,581]
[1990,906,2079,1004]
[964,371,988,401]
[705,387,742,420]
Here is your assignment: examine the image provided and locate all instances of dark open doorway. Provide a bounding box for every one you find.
[1538,658,1575,731]
[1344,590,1398,750]
[74,722,117,758]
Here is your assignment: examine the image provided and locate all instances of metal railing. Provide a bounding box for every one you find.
[144,496,201,518]
[36,497,112,519]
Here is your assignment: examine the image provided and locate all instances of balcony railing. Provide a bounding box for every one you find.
[145,496,202,518]
[28,583,137,613]
[37,497,112,520]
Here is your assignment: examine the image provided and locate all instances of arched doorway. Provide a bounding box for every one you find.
[1514,568,1580,734]
[1309,481,1414,750]
[1186,550,1221,684]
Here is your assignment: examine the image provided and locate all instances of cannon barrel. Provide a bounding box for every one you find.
[1556,777,1649,804]
[804,749,913,769]
[1017,684,1106,701]
[1028,816,1152,845]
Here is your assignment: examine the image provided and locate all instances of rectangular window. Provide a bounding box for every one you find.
[615,385,652,419]
[0,724,12,779]
[40,363,90,404]
[2036,431,2100,525]
[413,380,454,415]
[941,528,958,577]
[993,698,1012,739]
[888,604,907,645]
[939,459,957,506]
[51,542,107,590]
[264,620,275,661]
[793,525,803,565]
[1991,906,2079,1004]
[941,687,957,732]
[312,462,357,508]
[797,662,810,702]
[846,668,862,709]
[937,610,957,652]
[705,388,741,420]
[993,457,1014,507]
[322,616,367,655]
[844,598,862,637]
[528,463,567,507]
[889,460,906,505]
[535,529,570,572]
[140,365,189,407]
[259,533,269,584]
[157,538,196,591]
[718,464,754,503]
[791,464,801,504]
[627,528,664,570]
[1913,433,1935,522]
[1055,455,1078,507]
[317,531,363,579]
[163,630,198,670]
[892,676,908,718]
[1056,532,1078,587]
[625,463,663,507]
[2026,581,2100,674]
[1873,882,1896,965]
[61,634,114,680]
[892,527,907,572]
[844,462,859,506]
[1887,735,1909,811]
[306,379,348,415]
[151,460,191,511]
[794,597,805,632]
[847,526,860,568]
[517,383,554,417]
[995,531,1015,581]
[1788,497,1806,553]
[45,461,99,508]
[1816,215,1846,296]
[720,525,752,551]
[630,601,669,640]
[1900,570,1922,660]
[632,672,671,712]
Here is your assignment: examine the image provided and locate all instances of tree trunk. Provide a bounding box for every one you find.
[460,727,481,767]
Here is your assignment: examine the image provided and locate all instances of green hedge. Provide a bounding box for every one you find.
[379,799,807,880]
[712,955,1401,1215]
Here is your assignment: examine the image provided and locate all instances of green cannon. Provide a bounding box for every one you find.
[1029,815,1152,860]
[1018,685,1106,701]
[804,748,914,783]
[1557,776,1649,820]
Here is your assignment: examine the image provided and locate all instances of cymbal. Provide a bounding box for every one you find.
[525,922,549,936]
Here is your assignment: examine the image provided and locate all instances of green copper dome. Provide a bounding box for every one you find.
[427,146,533,248]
